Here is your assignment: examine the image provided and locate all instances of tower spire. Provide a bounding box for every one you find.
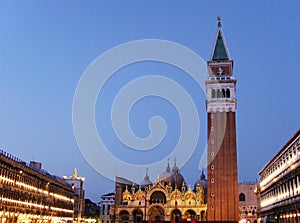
[211,16,230,61]
[166,158,170,172]
[144,167,149,182]
[172,157,178,173]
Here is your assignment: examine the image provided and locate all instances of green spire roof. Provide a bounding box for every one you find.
[211,17,230,61]
[212,31,229,61]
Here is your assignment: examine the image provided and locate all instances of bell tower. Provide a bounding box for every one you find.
[206,17,239,222]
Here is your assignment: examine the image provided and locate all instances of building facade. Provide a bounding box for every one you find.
[99,192,114,223]
[206,17,239,222]
[112,162,207,223]
[84,199,99,221]
[256,128,300,223]
[239,182,258,223]
[0,150,75,223]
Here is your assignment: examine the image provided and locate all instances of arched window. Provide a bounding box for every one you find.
[239,193,246,201]
[212,89,216,98]
[222,89,225,98]
[150,191,166,204]
[217,89,221,98]
[226,89,230,98]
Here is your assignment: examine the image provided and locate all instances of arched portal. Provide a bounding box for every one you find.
[184,209,196,220]
[133,209,143,223]
[119,210,130,223]
[148,205,165,221]
[171,209,182,222]
[200,210,206,221]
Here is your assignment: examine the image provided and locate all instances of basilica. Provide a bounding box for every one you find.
[113,161,207,223]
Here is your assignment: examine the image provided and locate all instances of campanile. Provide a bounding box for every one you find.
[206,17,239,222]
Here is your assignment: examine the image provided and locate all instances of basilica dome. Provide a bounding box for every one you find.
[194,171,207,191]
[140,169,152,187]
[159,161,186,191]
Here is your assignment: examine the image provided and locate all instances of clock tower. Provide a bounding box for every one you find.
[206,17,239,222]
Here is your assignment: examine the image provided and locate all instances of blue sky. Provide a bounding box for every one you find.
[1,1,300,202]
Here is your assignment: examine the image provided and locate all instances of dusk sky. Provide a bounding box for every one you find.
[1,1,300,202]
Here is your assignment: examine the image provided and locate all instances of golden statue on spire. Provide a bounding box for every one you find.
[73,168,77,178]
[217,16,221,27]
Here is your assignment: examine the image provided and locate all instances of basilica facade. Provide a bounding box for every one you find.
[112,162,207,223]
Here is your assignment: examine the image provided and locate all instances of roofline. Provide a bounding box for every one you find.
[259,128,300,175]
[101,192,115,197]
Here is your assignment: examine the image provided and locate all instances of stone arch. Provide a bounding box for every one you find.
[134,191,144,201]
[148,205,165,221]
[119,210,130,223]
[132,209,143,223]
[184,209,196,220]
[184,191,196,206]
[184,190,196,200]
[200,210,206,221]
[123,193,133,201]
[171,209,182,222]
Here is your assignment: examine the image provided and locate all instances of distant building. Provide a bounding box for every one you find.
[99,192,114,223]
[256,128,300,223]
[64,168,86,223]
[239,182,258,223]
[0,149,75,222]
[112,161,207,223]
[84,199,100,220]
